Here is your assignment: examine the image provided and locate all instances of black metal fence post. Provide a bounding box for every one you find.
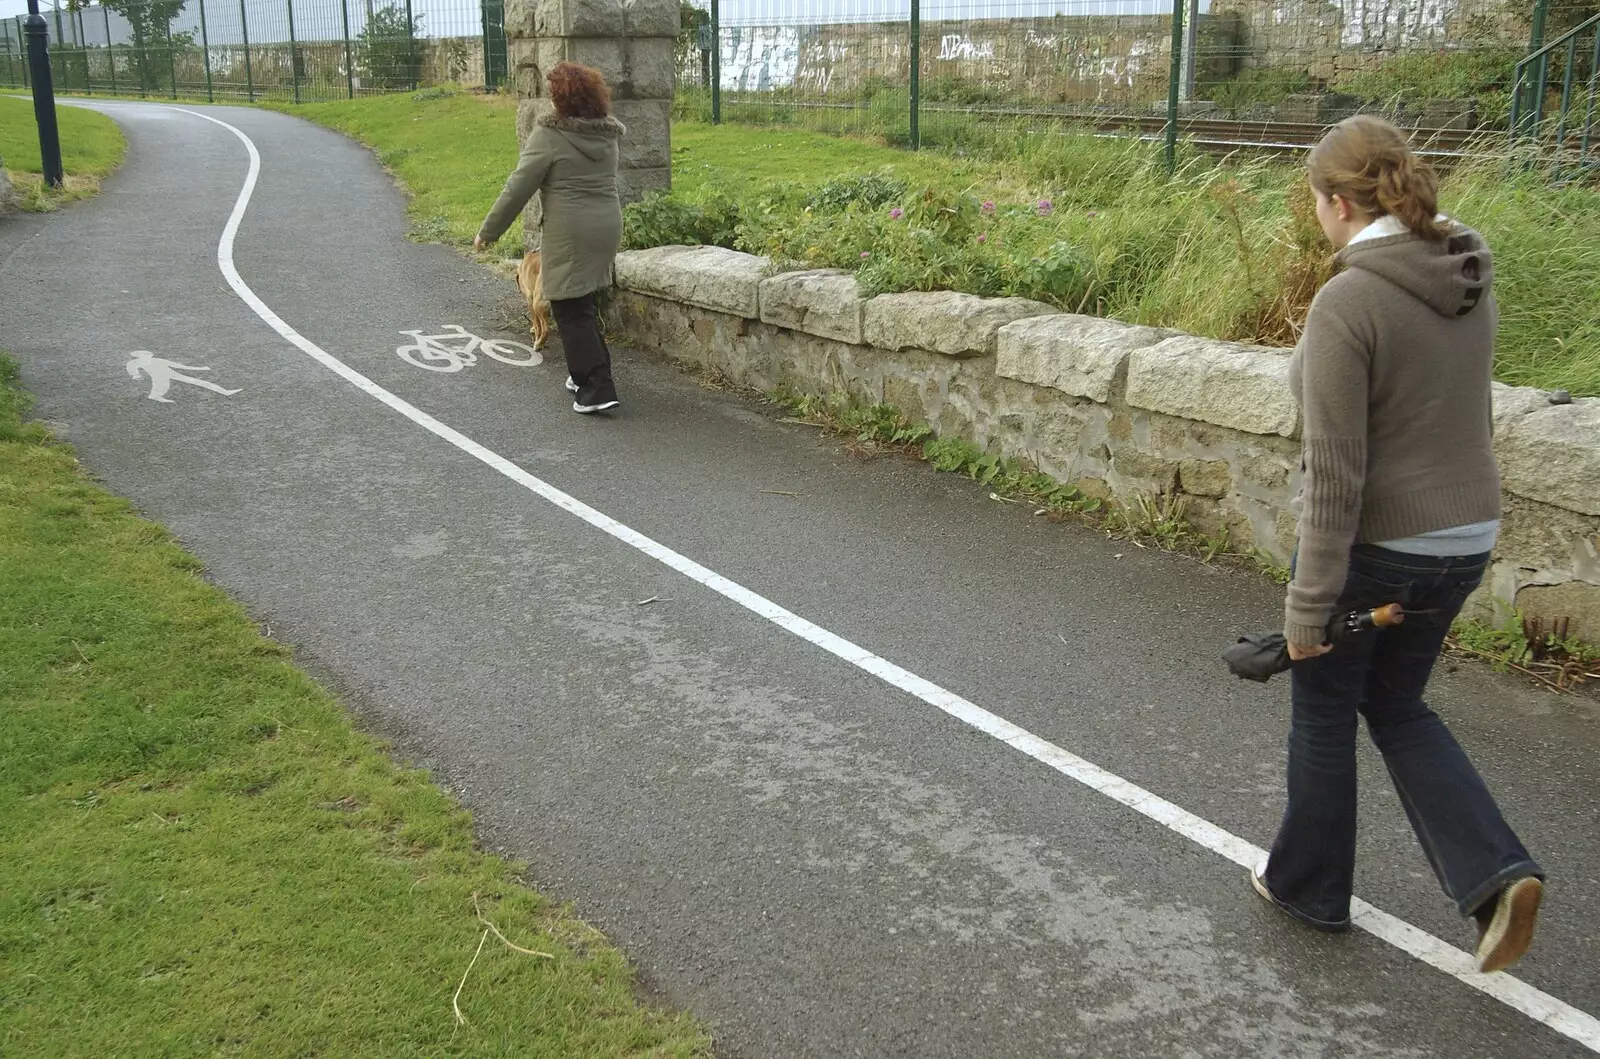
[50,2,65,90]
[404,0,416,91]
[1529,0,1550,53]
[198,0,214,101]
[163,15,177,97]
[25,0,64,187]
[909,0,920,149]
[341,0,353,97]
[75,6,89,94]
[1164,0,1185,175]
[710,0,719,123]
[103,4,116,93]
[287,0,300,102]
[239,0,253,100]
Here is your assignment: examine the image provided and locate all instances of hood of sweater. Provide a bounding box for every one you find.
[536,112,627,161]
[1334,215,1493,319]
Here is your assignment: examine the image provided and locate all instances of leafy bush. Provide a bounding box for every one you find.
[1334,47,1521,125]
[1203,67,1316,113]
[359,5,424,91]
[920,75,1007,106]
[622,189,740,250]
[804,170,907,212]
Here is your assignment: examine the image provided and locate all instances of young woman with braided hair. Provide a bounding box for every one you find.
[1251,115,1544,973]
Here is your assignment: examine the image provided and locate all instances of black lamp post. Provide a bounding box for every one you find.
[25,0,63,189]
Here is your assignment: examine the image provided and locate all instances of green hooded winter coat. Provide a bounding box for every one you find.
[477,112,625,302]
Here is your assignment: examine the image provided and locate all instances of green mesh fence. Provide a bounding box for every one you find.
[679,0,1594,155]
[2,0,509,102]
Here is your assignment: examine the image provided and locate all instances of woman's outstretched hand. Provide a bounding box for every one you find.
[473,235,489,252]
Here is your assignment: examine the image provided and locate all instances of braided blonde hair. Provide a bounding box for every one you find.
[1307,115,1447,242]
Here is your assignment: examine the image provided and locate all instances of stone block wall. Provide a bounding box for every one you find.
[505,0,675,249]
[1208,0,1523,83]
[609,245,1600,641]
[716,15,1237,109]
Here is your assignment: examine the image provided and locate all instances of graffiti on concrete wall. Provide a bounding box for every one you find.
[1336,0,1458,46]
[723,25,803,90]
[937,33,996,60]
[716,19,1171,103]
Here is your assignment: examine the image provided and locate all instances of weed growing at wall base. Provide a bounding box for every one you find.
[1448,610,1600,691]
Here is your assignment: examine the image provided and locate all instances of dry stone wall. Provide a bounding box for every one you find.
[609,245,1600,640]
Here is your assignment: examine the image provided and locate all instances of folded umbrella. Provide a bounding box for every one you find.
[1223,604,1406,682]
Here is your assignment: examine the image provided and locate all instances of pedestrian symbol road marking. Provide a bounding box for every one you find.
[396,325,542,373]
[126,351,241,404]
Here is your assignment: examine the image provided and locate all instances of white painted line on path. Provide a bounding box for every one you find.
[162,103,1598,1054]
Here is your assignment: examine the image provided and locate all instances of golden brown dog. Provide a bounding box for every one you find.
[515,250,554,350]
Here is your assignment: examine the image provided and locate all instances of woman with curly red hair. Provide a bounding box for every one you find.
[475,62,624,413]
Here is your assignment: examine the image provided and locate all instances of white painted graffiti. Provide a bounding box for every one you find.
[723,25,803,91]
[1338,0,1458,47]
[395,325,542,374]
[938,33,997,61]
[126,350,241,403]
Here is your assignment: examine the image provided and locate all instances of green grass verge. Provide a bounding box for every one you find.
[0,352,710,1056]
[0,93,126,210]
[268,90,1600,396]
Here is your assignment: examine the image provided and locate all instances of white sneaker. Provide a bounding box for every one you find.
[1475,876,1543,973]
[573,398,620,414]
[565,376,579,393]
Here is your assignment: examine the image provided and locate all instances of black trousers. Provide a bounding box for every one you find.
[550,293,617,403]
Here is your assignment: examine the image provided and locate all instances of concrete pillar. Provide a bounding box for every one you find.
[504,0,676,250]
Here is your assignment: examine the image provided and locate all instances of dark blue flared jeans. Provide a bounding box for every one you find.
[1264,545,1542,929]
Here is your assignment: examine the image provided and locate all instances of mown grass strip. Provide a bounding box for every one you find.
[0,352,711,1057]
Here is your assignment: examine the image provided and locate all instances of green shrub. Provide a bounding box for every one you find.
[1335,47,1521,125]
[805,170,908,212]
[358,5,424,91]
[1203,67,1316,113]
[622,189,741,250]
[920,75,1007,106]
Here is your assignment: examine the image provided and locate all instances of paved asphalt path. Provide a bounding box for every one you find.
[2,101,1598,1058]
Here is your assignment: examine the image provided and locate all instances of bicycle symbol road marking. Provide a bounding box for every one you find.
[395,325,542,374]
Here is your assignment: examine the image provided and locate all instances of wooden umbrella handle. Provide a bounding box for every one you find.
[1370,603,1406,627]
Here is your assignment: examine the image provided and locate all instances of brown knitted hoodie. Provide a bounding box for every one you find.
[1284,222,1500,647]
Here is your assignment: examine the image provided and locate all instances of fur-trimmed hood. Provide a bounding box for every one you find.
[536,112,626,160]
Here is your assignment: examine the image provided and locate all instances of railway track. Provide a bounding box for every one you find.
[732,98,1538,161]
